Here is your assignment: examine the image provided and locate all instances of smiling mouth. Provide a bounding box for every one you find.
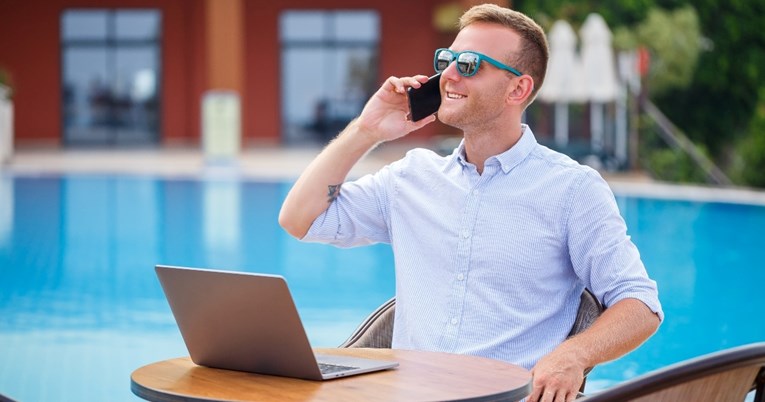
[446,92,466,100]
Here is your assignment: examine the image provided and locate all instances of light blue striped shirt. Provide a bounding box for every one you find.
[304,125,663,369]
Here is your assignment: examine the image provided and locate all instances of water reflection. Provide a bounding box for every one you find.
[0,175,11,247]
[203,180,242,268]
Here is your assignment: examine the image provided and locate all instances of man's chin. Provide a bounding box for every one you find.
[436,109,463,129]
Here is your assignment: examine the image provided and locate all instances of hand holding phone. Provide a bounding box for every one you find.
[407,74,442,122]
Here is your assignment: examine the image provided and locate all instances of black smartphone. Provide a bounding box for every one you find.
[407,74,442,122]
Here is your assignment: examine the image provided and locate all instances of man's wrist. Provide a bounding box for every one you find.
[558,338,594,371]
[341,118,383,150]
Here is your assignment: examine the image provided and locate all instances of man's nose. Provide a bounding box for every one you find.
[440,60,462,82]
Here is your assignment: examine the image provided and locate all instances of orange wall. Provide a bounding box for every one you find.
[162,0,205,146]
[0,1,64,145]
[205,0,243,92]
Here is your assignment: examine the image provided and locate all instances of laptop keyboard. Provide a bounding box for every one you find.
[318,362,360,375]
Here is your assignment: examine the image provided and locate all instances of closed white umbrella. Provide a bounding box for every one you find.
[581,13,618,102]
[539,20,586,146]
[580,14,619,152]
[539,20,587,103]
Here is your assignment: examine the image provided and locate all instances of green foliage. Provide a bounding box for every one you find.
[653,0,765,156]
[612,26,639,51]
[734,133,765,188]
[518,1,704,97]
[644,148,708,183]
[639,118,708,183]
[515,0,657,29]
[635,6,702,95]
[731,89,765,188]
[516,0,765,184]
[515,0,689,30]
[613,6,703,95]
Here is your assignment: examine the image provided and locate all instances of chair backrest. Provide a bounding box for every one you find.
[0,392,18,402]
[568,288,604,392]
[340,288,605,349]
[568,288,603,339]
[339,297,395,348]
[579,343,765,402]
[340,289,606,393]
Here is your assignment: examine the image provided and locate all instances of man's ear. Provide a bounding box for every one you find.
[506,75,534,106]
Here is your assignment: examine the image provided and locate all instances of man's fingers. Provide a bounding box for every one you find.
[543,388,571,402]
[382,76,405,94]
[562,390,577,402]
[406,113,437,127]
[384,75,432,94]
[529,387,566,402]
[401,75,430,89]
[540,388,555,402]
[412,74,431,85]
[527,383,542,402]
[529,374,580,402]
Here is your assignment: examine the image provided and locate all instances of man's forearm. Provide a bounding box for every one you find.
[279,74,436,239]
[528,298,660,402]
[561,298,660,368]
[278,119,380,239]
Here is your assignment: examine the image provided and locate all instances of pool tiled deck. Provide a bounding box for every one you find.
[3,144,765,206]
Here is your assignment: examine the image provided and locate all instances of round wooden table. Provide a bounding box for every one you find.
[131,348,532,401]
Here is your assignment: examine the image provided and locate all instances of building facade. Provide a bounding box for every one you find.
[0,0,489,148]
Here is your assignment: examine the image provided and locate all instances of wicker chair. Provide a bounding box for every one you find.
[0,393,18,402]
[578,342,765,402]
[340,289,605,392]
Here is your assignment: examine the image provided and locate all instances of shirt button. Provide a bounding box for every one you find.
[472,189,480,196]
[451,318,458,325]
[457,273,465,281]
[462,231,470,239]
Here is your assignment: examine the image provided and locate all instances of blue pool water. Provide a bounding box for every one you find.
[1,174,764,401]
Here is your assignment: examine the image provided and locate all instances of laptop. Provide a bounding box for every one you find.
[155,265,399,380]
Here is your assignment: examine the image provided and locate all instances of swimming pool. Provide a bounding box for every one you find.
[1,173,763,401]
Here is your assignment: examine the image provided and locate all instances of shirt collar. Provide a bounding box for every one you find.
[453,124,538,174]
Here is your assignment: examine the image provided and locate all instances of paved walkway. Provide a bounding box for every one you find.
[3,146,348,180]
[3,145,765,206]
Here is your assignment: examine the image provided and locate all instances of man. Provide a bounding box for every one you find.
[279,4,662,402]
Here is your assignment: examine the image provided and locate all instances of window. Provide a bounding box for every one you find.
[61,9,161,146]
[280,10,380,144]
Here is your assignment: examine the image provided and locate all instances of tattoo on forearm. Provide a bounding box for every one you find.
[327,184,342,203]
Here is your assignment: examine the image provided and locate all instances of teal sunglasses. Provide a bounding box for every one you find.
[433,48,522,77]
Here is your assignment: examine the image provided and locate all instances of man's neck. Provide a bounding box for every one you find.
[462,124,524,174]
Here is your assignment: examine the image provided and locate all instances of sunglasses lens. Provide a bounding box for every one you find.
[435,50,453,72]
[457,53,479,76]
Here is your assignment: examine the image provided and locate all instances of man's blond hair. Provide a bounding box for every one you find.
[459,4,549,104]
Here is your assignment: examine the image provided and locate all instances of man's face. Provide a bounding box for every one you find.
[437,23,521,131]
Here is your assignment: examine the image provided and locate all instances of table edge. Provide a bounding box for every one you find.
[131,351,532,402]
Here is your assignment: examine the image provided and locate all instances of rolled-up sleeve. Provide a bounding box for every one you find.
[567,170,664,321]
[302,165,394,248]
